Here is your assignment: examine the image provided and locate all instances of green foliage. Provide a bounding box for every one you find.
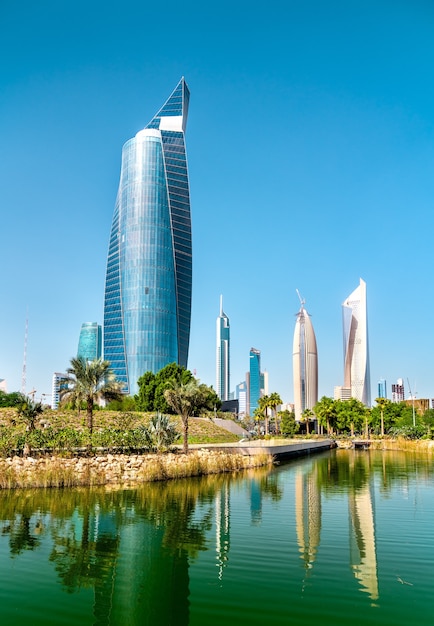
[314,396,338,434]
[142,413,180,452]
[105,396,136,411]
[16,397,44,431]
[135,363,221,416]
[0,391,26,408]
[279,410,299,436]
[135,363,194,413]
[61,357,124,433]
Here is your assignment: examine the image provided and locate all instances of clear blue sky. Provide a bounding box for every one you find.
[1,0,434,404]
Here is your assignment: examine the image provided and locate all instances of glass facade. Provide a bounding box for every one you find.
[249,348,261,414]
[104,78,192,395]
[77,322,102,362]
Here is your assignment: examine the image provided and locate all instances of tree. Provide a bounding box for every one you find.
[0,391,26,408]
[164,379,209,453]
[136,363,194,413]
[16,397,43,431]
[279,409,299,437]
[257,395,271,435]
[375,397,390,437]
[60,357,123,433]
[268,392,283,435]
[335,398,368,435]
[313,397,338,435]
[301,408,314,434]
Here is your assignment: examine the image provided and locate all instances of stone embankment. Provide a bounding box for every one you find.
[0,449,273,490]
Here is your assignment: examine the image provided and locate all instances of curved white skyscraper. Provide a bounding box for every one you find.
[342,278,371,406]
[216,296,230,401]
[293,298,318,420]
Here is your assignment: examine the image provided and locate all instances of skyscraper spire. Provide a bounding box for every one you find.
[293,293,318,421]
[216,297,230,401]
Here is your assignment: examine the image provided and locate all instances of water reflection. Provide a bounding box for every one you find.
[0,450,432,624]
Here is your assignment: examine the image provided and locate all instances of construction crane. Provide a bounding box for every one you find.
[296,289,305,307]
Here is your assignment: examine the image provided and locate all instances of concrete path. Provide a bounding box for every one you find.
[189,438,336,460]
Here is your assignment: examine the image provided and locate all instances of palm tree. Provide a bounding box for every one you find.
[257,395,271,435]
[268,392,282,435]
[60,357,123,433]
[375,397,390,437]
[164,379,207,453]
[16,397,43,431]
[313,396,337,436]
[301,408,314,434]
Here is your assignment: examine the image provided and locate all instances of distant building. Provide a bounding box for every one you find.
[0,379,6,393]
[293,299,318,420]
[392,378,405,402]
[216,296,230,401]
[249,348,261,414]
[377,379,387,399]
[334,386,352,401]
[51,372,68,410]
[221,399,239,416]
[77,322,102,361]
[236,381,248,418]
[404,398,429,415]
[342,278,371,406]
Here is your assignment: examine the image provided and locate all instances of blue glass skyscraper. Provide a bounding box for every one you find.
[77,322,102,361]
[249,348,261,414]
[104,78,192,395]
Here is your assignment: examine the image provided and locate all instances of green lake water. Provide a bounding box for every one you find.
[0,448,433,625]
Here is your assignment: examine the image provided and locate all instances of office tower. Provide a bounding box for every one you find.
[334,386,351,401]
[216,296,230,401]
[377,379,387,399]
[236,381,247,418]
[103,78,192,395]
[293,299,318,420]
[392,378,405,402]
[249,348,261,414]
[77,322,102,362]
[342,278,371,406]
[51,372,67,409]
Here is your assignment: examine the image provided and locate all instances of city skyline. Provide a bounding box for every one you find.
[2,1,434,403]
[103,78,192,396]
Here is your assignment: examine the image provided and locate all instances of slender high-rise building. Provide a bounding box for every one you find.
[103,78,192,395]
[249,348,261,414]
[216,296,230,401]
[77,322,102,361]
[293,297,318,420]
[342,278,371,406]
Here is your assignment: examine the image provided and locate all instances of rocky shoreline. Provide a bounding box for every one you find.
[0,448,273,489]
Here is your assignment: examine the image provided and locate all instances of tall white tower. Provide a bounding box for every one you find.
[293,293,318,420]
[216,295,230,401]
[342,278,371,406]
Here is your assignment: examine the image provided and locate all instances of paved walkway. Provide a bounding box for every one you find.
[189,438,336,460]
